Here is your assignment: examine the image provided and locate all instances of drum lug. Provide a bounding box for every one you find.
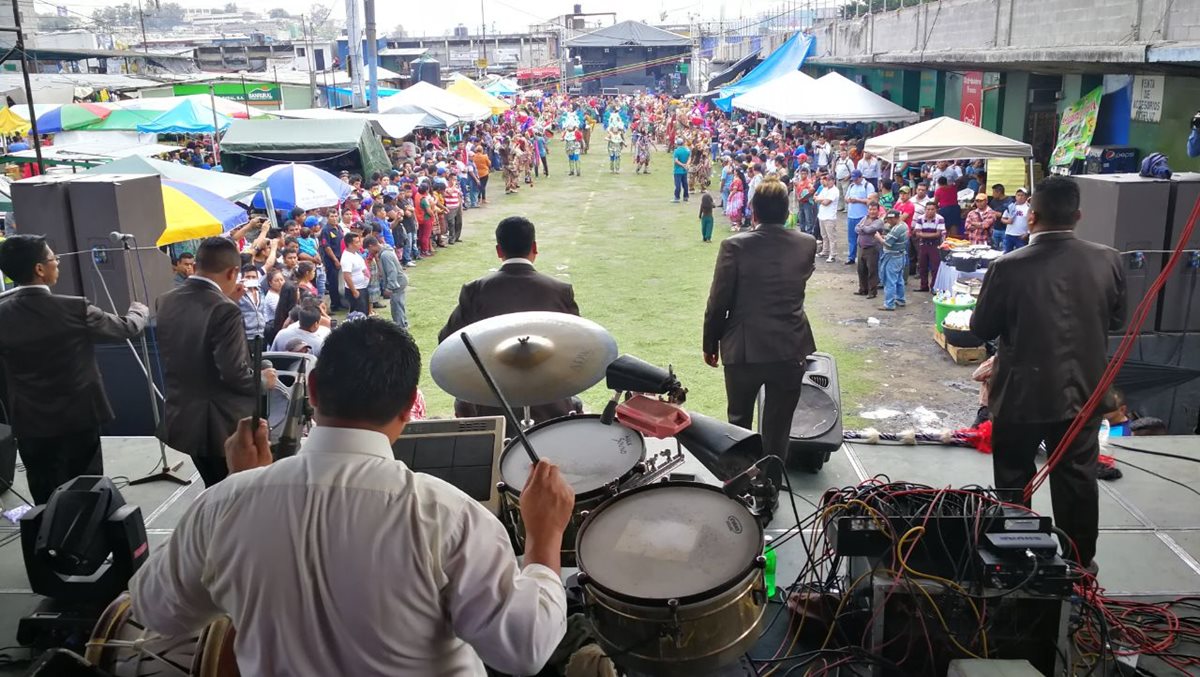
[755,555,767,569]
[666,598,683,647]
[496,481,508,492]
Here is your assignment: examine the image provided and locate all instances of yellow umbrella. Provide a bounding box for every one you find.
[447,79,510,116]
[0,107,31,136]
[156,180,249,247]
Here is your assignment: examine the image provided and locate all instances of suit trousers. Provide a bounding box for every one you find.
[192,455,229,488]
[917,242,941,290]
[856,246,880,294]
[17,428,103,505]
[991,417,1101,566]
[724,360,807,463]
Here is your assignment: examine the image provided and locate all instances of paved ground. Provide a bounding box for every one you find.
[391,144,976,432]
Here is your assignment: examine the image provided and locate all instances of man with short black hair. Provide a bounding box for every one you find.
[172,252,195,287]
[971,176,1126,571]
[131,318,575,676]
[270,304,328,355]
[156,237,277,487]
[367,235,408,329]
[0,234,148,503]
[341,232,370,315]
[237,265,268,338]
[439,216,579,422]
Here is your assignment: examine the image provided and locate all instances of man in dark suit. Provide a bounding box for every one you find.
[704,177,818,465]
[971,176,1126,569]
[0,234,148,504]
[438,216,580,422]
[156,237,275,487]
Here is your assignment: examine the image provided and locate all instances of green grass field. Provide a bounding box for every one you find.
[395,147,873,421]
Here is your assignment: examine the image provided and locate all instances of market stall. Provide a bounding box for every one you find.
[377,81,490,123]
[219,118,390,178]
[864,116,1034,187]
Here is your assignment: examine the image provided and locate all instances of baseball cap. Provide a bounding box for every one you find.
[1016,187,1029,194]
[303,215,319,227]
[899,185,910,193]
[850,169,863,179]
[886,209,901,218]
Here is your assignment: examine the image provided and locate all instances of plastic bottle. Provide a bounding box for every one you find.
[763,536,777,599]
[1098,418,1111,447]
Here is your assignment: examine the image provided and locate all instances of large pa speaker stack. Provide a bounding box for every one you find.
[10,176,86,298]
[756,351,843,473]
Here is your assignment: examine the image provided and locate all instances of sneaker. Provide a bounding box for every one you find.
[826,256,835,263]
[844,259,855,265]
[878,306,895,311]
[853,291,867,296]
[896,300,906,307]
[404,262,416,268]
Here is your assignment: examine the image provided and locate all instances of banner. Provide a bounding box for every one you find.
[1050,86,1103,167]
[960,71,983,127]
[1131,75,1164,123]
[173,82,280,106]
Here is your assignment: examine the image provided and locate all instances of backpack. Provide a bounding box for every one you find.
[1140,152,1172,179]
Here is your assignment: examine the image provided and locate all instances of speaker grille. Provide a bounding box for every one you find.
[809,374,830,389]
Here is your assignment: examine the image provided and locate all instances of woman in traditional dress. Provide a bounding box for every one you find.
[725,168,746,229]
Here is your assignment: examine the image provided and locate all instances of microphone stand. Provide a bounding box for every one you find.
[121,238,190,486]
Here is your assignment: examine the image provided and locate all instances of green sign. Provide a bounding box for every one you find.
[1050,86,1103,166]
[172,82,281,106]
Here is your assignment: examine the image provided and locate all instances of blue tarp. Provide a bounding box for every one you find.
[138,99,233,134]
[715,33,814,112]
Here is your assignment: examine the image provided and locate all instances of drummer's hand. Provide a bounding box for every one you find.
[704,352,720,368]
[225,417,272,474]
[520,460,574,572]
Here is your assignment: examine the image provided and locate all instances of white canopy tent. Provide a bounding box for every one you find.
[865,116,1036,191]
[749,72,919,124]
[268,109,427,138]
[730,70,815,116]
[377,82,490,124]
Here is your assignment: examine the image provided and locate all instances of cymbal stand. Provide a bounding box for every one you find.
[521,407,534,430]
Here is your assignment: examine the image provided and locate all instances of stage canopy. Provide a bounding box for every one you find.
[731,70,815,116]
[715,32,814,111]
[447,79,510,115]
[83,155,266,202]
[747,72,919,124]
[865,116,1033,163]
[377,81,490,123]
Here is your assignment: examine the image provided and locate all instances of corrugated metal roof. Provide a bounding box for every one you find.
[565,20,690,48]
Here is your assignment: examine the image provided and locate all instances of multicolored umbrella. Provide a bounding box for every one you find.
[35,103,113,134]
[157,179,249,247]
[250,163,351,212]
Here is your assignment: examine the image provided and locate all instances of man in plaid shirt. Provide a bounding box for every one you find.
[444,168,465,245]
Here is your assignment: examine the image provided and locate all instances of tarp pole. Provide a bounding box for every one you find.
[264,186,279,229]
[209,84,222,164]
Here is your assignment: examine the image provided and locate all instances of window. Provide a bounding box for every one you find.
[297,47,306,56]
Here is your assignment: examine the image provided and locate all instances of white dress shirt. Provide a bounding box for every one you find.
[129,426,567,676]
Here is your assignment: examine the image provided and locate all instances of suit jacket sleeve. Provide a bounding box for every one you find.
[1108,251,1128,331]
[970,263,1003,342]
[438,283,475,344]
[209,302,256,396]
[702,239,738,356]
[85,302,148,341]
[563,285,580,316]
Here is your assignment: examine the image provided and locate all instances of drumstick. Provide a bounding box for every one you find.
[459,332,541,465]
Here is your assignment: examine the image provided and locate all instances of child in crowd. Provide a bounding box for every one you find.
[698,191,715,243]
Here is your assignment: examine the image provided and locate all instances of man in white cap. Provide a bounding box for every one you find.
[1000,187,1031,252]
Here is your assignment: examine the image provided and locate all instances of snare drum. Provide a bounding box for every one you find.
[576,482,767,676]
[85,592,239,676]
[498,414,645,567]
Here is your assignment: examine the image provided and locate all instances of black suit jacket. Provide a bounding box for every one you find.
[970,231,1126,423]
[155,278,257,457]
[438,261,580,420]
[0,287,147,438]
[703,225,819,365]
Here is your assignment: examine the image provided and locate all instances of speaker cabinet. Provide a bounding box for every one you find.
[10,176,85,297]
[1160,173,1200,332]
[65,175,174,318]
[757,351,843,473]
[94,334,163,437]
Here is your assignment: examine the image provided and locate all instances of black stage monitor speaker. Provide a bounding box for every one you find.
[66,174,174,318]
[757,351,843,473]
[10,175,85,298]
[94,333,163,437]
[1161,173,1200,332]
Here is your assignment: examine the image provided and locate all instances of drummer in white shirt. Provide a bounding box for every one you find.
[129,318,576,677]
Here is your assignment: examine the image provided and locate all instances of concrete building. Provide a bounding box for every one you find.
[343,31,559,76]
[565,20,691,95]
[803,0,1200,170]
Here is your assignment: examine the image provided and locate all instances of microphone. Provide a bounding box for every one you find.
[109,232,136,243]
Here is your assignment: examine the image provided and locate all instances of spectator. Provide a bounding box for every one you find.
[341,232,371,315]
[172,253,195,287]
[238,265,268,338]
[270,304,328,356]
[367,235,408,329]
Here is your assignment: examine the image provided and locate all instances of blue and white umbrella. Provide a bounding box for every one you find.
[250,163,352,212]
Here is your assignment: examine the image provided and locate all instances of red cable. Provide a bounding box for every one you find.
[1024,193,1200,503]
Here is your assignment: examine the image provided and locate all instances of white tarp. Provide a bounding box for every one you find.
[269,109,427,138]
[731,70,815,116]
[865,116,1033,163]
[377,81,490,123]
[750,72,919,124]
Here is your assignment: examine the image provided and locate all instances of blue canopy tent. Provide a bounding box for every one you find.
[137,99,233,134]
[715,33,815,112]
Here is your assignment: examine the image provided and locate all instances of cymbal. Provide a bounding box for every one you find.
[431,311,618,407]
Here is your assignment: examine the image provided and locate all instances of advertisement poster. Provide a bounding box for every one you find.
[960,71,983,127]
[1131,75,1164,123]
[1050,86,1103,167]
[173,83,280,106]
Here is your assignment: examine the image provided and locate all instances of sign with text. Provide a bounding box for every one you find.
[960,71,983,127]
[1051,86,1103,167]
[1131,75,1164,123]
[173,82,280,106]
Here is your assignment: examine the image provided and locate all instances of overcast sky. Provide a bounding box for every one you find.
[58,0,809,38]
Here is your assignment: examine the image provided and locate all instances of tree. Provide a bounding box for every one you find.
[390,23,406,37]
[268,7,290,18]
[224,2,238,12]
[144,2,186,30]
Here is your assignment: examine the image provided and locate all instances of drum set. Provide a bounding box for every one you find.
[433,312,775,676]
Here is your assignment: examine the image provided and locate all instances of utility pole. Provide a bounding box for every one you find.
[364,0,378,112]
[0,0,44,172]
[479,0,487,78]
[345,0,365,108]
[301,15,317,107]
[137,0,149,54]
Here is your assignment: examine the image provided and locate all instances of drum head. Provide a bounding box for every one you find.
[577,483,762,602]
[788,383,839,439]
[501,416,643,495]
